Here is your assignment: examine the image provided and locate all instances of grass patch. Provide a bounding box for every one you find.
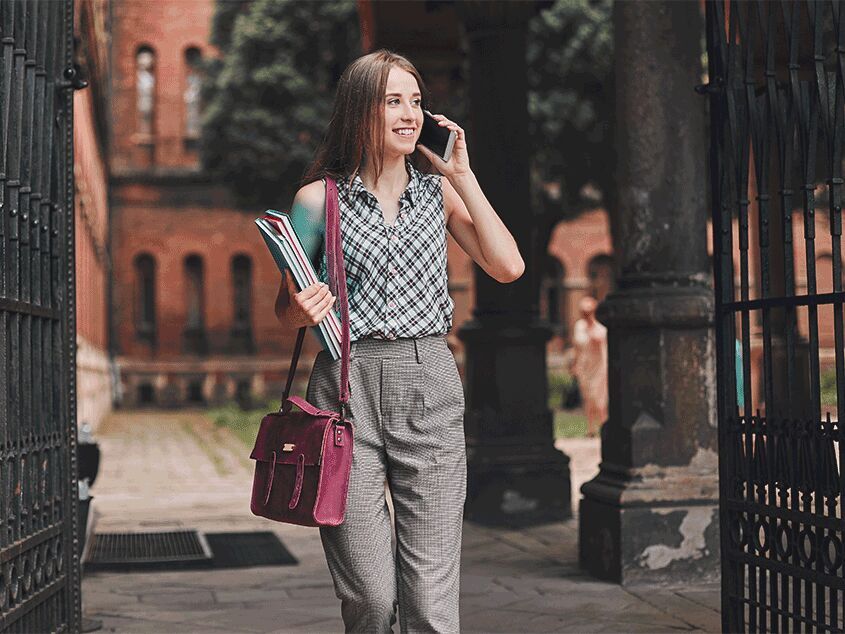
[821,367,837,407]
[554,410,588,439]
[207,401,271,448]
[179,419,229,476]
[548,368,589,439]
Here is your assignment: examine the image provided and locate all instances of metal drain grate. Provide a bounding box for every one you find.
[83,530,298,571]
[204,532,298,568]
[85,530,212,571]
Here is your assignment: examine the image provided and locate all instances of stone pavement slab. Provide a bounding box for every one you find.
[82,410,720,633]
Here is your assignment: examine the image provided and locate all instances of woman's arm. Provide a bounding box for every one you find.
[274,181,332,329]
[275,269,335,331]
[415,113,524,284]
[442,174,525,283]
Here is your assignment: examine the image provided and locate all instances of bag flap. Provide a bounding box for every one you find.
[250,411,332,466]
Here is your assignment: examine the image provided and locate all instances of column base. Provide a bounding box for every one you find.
[458,319,571,526]
[465,438,571,526]
[579,458,720,584]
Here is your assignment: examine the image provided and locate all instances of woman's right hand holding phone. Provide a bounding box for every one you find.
[278,269,336,329]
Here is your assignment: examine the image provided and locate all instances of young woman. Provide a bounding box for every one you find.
[274,49,524,633]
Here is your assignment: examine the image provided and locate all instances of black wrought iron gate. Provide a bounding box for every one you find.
[0,0,80,631]
[707,1,845,631]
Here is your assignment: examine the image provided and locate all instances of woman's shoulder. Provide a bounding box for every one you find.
[293,179,327,213]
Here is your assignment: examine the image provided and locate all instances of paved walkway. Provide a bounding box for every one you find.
[82,411,720,633]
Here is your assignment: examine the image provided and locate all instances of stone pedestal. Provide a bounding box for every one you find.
[578,1,719,583]
[460,321,570,525]
[579,288,720,582]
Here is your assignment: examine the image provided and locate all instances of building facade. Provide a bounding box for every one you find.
[75,0,113,431]
[108,0,304,408]
[102,0,613,408]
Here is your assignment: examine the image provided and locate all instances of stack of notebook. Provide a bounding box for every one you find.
[255,210,342,360]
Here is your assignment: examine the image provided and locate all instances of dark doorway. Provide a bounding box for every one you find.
[137,383,156,406]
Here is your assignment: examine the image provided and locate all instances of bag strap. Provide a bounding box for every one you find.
[280,177,351,418]
[325,177,352,415]
[280,326,307,411]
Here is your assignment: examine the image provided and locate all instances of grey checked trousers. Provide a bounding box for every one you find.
[306,334,467,633]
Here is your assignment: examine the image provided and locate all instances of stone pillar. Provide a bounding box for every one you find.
[456,1,571,525]
[578,1,720,583]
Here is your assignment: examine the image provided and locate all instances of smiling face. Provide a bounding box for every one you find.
[381,66,424,160]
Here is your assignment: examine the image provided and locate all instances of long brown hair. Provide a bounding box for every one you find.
[301,49,431,187]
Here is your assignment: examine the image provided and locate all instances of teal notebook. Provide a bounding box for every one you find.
[256,210,341,360]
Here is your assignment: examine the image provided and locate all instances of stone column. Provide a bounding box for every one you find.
[578,1,720,583]
[456,1,571,525]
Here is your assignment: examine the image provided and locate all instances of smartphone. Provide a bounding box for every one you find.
[418,109,457,163]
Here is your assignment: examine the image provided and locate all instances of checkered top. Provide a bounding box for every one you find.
[315,159,454,342]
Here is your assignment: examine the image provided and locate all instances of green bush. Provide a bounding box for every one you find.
[548,370,588,438]
[548,370,576,410]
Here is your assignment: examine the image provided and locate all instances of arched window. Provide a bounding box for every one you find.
[183,254,207,354]
[134,253,156,346]
[230,254,254,352]
[183,47,203,147]
[135,45,156,138]
[588,254,615,303]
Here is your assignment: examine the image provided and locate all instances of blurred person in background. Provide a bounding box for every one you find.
[569,295,608,438]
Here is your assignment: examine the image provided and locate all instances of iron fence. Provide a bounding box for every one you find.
[0,0,79,631]
[708,1,845,631]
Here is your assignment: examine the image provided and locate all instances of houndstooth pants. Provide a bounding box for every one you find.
[306,334,467,633]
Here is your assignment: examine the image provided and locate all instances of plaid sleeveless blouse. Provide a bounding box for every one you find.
[316,159,454,342]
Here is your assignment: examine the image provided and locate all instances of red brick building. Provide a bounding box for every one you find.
[101,0,619,408]
[75,0,113,430]
[108,0,298,407]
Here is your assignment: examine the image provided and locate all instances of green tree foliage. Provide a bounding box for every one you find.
[201,0,361,209]
[528,0,613,218]
[203,0,610,219]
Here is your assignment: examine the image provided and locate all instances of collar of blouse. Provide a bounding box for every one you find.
[343,157,422,215]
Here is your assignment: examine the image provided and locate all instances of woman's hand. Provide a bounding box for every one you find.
[278,269,336,329]
[416,114,471,180]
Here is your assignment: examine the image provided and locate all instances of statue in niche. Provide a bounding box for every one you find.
[136,50,155,137]
[184,71,201,139]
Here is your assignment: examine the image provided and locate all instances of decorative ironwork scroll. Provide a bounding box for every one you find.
[0,0,80,631]
[707,1,845,631]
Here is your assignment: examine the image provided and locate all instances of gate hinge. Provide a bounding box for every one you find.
[56,66,88,91]
[695,77,723,95]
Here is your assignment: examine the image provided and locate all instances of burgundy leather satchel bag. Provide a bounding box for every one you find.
[250,177,354,527]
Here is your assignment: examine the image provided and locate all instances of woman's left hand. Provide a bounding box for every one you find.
[416,114,471,180]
